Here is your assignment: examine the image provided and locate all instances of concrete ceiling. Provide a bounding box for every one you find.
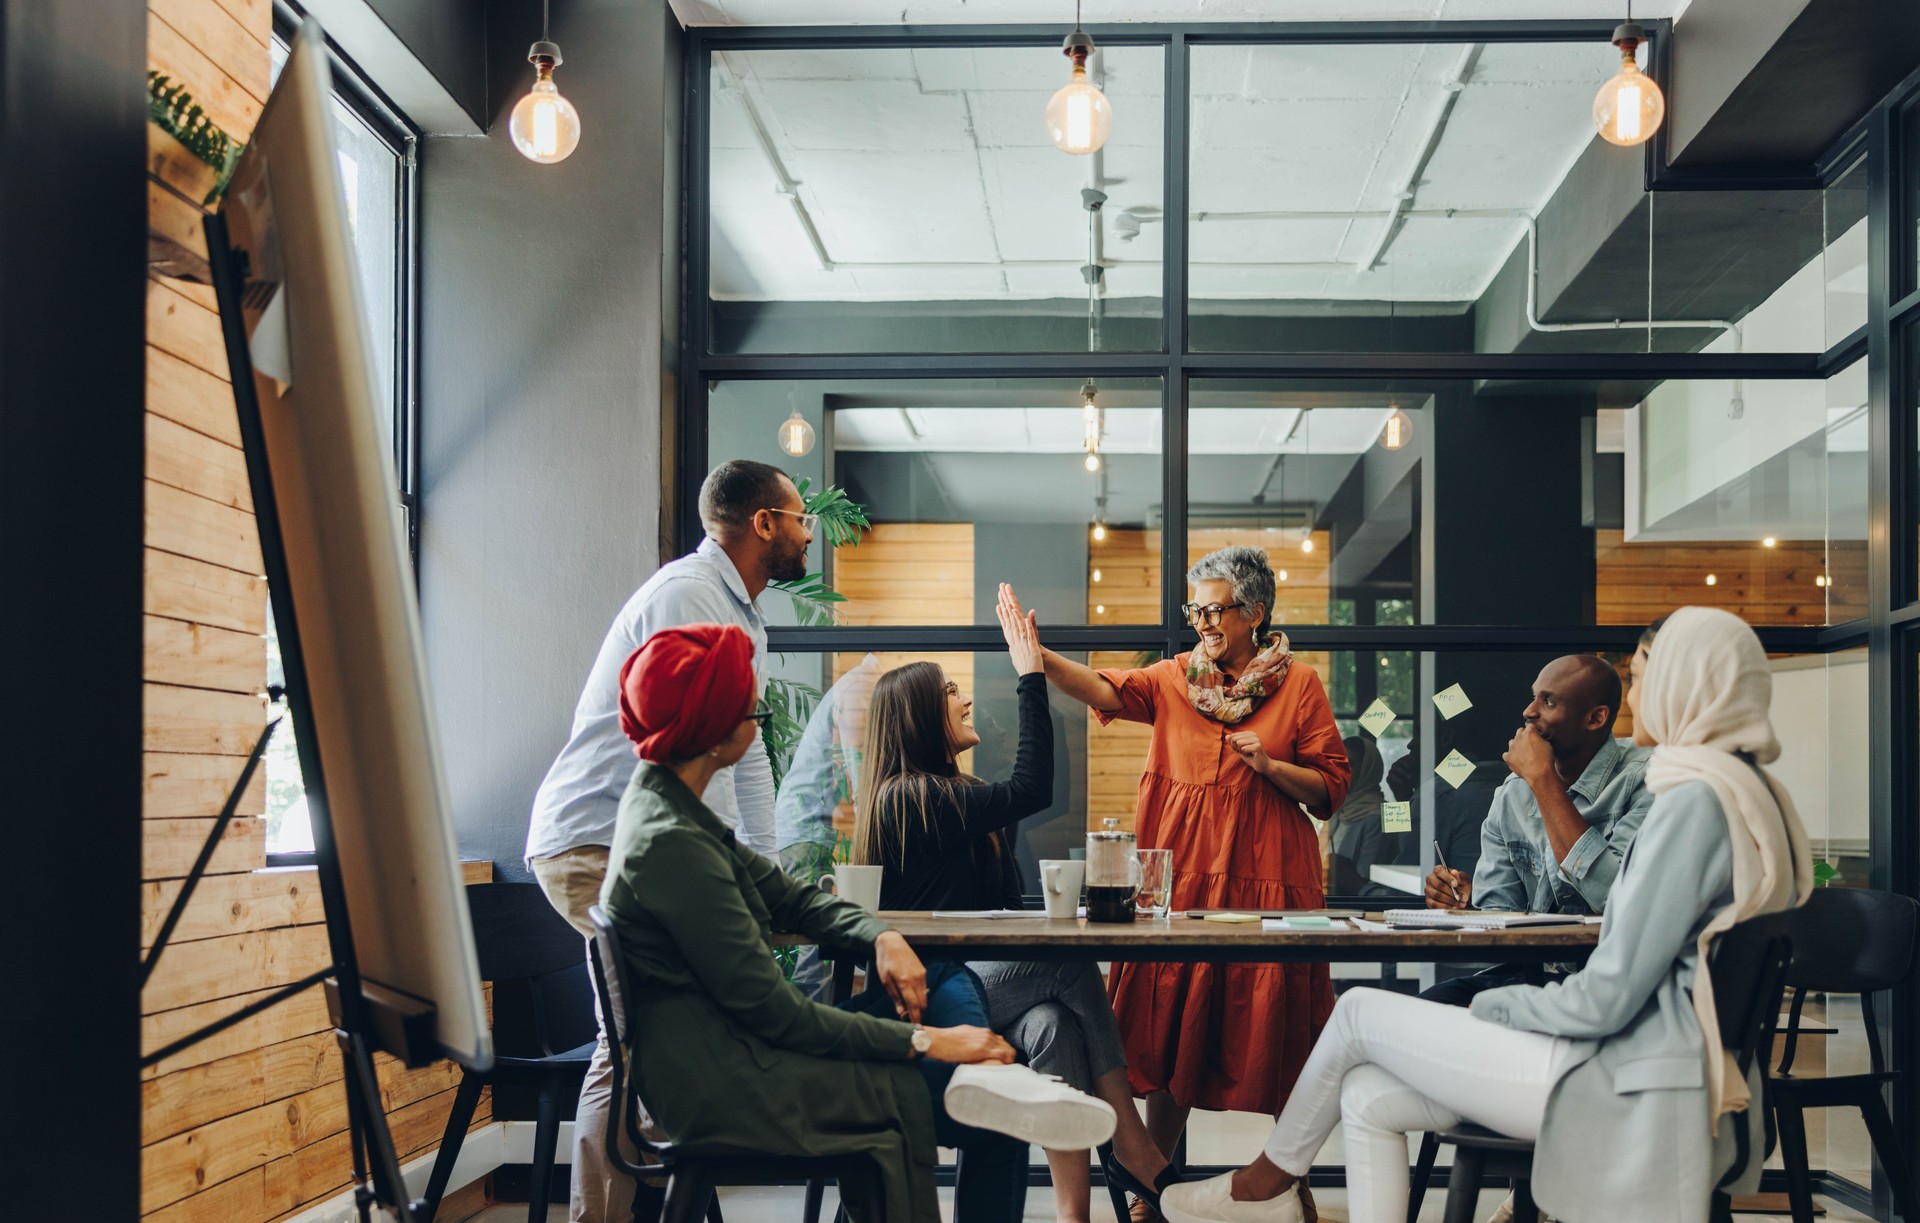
[709,27,1666,306]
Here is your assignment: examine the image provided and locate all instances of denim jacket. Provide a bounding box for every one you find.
[1472,737,1654,916]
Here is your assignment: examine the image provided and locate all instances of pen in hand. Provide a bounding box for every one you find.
[1433,839,1463,907]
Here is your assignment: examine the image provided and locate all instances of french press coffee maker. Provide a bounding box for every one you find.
[1086,818,1140,923]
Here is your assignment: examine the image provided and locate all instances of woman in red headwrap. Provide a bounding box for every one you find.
[599,623,1116,1223]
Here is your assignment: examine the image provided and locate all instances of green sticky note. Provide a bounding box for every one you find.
[1432,684,1474,720]
[1358,698,1396,737]
[1435,749,1476,789]
[1382,800,1412,833]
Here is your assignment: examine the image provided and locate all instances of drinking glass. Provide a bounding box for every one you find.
[1134,849,1173,920]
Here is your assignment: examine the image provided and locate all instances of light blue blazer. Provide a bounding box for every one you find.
[1471,779,1772,1223]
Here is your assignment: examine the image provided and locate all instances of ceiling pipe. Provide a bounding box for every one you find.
[714,54,836,273]
[1358,43,1484,273]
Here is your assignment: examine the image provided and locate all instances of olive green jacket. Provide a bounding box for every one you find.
[601,762,938,1222]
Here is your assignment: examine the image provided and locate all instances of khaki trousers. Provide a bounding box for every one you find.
[530,845,635,1223]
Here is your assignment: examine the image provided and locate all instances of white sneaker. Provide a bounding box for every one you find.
[943,1063,1116,1149]
[1161,1173,1305,1223]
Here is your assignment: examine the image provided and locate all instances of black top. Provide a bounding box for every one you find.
[870,673,1054,912]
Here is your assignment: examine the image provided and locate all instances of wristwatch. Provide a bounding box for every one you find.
[910,1025,932,1057]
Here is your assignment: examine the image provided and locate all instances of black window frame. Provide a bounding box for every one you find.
[682,23,1920,1205]
[265,3,422,870]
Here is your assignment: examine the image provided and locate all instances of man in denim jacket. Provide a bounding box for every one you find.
[1420,655,1654,1006]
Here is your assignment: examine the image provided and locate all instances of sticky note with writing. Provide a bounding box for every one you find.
[1382,800,1412,833]
[1358,699,1396,737]
[1432,684,1474,720]
[1435,749,1476,789]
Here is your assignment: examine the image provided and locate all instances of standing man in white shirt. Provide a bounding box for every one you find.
[526,458,814,1221]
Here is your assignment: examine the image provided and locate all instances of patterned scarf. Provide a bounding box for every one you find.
[1186,631,1293,724]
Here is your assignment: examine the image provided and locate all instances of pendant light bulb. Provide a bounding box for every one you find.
[1592,22,1663,148]
[777,409,816,458]
[1379,405,1413,451]
[1085,451,1101,473]
[512,41,582,164]
[1045,29,1114,156]
[1091,522,1107,542]
[1301,536,1315,554]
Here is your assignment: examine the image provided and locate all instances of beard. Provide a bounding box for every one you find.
[769,533,809,583]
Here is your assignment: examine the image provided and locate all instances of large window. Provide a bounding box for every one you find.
[686,24,1920,1190]
[265,28,419,859]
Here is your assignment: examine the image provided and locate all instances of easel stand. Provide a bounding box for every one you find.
[136,212,441,1223]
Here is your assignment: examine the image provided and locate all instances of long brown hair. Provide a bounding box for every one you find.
[852,661,966,868]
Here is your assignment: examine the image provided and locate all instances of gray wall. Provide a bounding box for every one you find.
[418,0,679,877]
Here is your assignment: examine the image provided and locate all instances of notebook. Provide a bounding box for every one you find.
[1382,909,1585,930]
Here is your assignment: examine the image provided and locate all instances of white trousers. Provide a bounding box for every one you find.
[1262,988,1566,1223]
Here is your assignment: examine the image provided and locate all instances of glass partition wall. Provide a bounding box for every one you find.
[682,20,1916,1201]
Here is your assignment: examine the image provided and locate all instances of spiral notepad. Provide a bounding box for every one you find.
[1382,910,1584,930]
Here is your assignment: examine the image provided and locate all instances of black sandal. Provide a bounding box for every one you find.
[1098,1142,1186,1211]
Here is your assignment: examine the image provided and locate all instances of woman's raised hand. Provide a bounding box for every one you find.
[923,1025,1016,1065]
[996,583,1045,677]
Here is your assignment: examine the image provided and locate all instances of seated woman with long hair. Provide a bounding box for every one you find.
[601,623,1116,1223]
[852,587,1180,1223]
[1161,606,1813,1223]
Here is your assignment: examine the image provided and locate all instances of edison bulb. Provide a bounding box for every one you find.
[1045,66,1113,155]
[1379,407,1413,451]
[777,410,815,458]
[1301,536,1315,554]
[1592,52,1663,147]
[1084,452,1101,472]
[1705,573,1718,587]
[512,74,581,164]
[1277,569,1289,582]
[1092,522,1107,542]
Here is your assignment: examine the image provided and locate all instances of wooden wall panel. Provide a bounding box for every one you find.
[144,752,267,820]
[832,523,975,626]
[144,615,264,692]
[148,346,239,445]
[1594,529,1864,627]
[147,550,267,635]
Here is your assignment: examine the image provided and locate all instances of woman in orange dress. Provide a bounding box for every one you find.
[1003,546,1349,1217]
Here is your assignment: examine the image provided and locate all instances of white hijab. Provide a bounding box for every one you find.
[1640,606,1813,1129]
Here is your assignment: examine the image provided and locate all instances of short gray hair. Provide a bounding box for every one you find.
[1186,546,1275,633]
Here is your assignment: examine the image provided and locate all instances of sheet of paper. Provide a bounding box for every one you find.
[1263,916,1337,931]
[1435,749,1477,789]
[1202,912,1261,923]
[1358,698,1397,737]
[1432,683,1474,720]
[1350,917,1404,933]
[1382,800,1412,833]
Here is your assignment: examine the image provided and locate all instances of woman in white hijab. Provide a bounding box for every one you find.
[1163,607,1812,1223]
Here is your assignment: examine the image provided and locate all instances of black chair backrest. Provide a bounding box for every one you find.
[1707,908,1796,1075]
[466,882,597,1057]
[1779,888,1920,995]
[1706,908,1797,1193]
[586,903,673,1161]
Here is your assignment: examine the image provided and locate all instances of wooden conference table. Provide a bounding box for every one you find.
[801,911,1602,1000]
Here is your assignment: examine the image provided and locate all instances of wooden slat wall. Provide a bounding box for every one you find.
[140,6,491,1220]
[1594,529,1868,627]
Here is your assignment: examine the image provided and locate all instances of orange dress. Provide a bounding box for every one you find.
[1096,655,1351,1114]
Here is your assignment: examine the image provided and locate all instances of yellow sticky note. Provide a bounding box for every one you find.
[1202,912,1261,923]
[1382,800,1412,833]
[1433,683,1474,720]
[1435,749,1476,789]
[1358,698,1396,737]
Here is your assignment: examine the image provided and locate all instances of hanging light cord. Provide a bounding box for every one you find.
[543,0,551,41]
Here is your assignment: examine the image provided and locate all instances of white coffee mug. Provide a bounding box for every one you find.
[1039,859,1086,920]
[818,863,884,913]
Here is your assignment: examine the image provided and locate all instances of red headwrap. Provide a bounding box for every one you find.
[618,624,757,763]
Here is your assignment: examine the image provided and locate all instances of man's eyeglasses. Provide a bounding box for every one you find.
[765,508,819,533]
[1181,601,1249,627]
